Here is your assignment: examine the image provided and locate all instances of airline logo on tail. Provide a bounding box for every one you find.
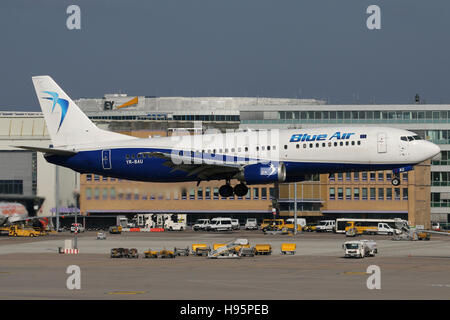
[42,91,69,131]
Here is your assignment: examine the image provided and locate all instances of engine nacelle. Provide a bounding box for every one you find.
[242,162,286,185]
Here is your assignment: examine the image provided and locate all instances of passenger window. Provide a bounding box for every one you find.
[131,154,135,159]
[351,141,355,146]
[284,145,288,150]
[303,144,307,148]
[245,147,248,152]
[340,142,343,146]
[296,144,300,149]
[357,141,361,145]
[267,146,270,151]
[126,154,130,159]
[315,143,319,148]
[309,143,313,148]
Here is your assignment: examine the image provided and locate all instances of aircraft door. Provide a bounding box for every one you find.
[377,133,387,153]
[102,149,112,170]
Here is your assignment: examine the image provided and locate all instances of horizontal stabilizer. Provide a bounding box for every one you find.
[13,145,77,156]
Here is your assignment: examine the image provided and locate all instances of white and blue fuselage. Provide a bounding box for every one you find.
[21,76,440,196]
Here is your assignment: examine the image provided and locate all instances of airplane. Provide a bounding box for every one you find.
[0,202,49,229]
[16,76,441,199]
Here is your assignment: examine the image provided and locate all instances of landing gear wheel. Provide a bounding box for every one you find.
[234,183,248,197]
[219,184,234,197]
[391,177,400,186]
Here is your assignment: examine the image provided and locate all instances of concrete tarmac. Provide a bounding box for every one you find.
[0,231,449,299]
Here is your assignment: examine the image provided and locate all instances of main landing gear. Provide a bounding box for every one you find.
[219,181,249,197]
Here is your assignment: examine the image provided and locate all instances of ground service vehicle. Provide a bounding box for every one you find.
[209,218,233,232]
[285,218,306,232]
[336,218,402,234]
[343,240,378,258]
[303,223,317,232]
[260,219,285,232]
[345,221,378,236]
[109,225,122,234]
[244,218,258,230]
[231,219,240,230]
[8,225,41,237]
[70,223,85,233]
[192,219,210,231]
[315,220,336,232]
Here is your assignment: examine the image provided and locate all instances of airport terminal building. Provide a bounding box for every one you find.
[1,94,448,227]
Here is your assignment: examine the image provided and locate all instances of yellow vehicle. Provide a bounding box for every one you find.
[109,225,122,234]
[254,244,272,255]
[284,219,303,232]
[303,224,317,232]
[345,221,377,236]
[213,243,226,251]
[260,219,285,232]
[417,231,431,240]
[144,250,159,258]
[281,243,296,255]
[8,225,41,237]
[192,243,210,256]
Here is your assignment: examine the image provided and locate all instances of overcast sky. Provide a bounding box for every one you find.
[1,0,450,110]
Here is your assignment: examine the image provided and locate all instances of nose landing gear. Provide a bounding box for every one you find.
[391,175,400,186]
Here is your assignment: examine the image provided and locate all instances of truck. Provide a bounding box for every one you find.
[315,220,336,232]
[343,240,378,258]
[345,221,378,236]
[8,225,42,237]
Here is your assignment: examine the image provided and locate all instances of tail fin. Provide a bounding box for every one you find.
[32,75,133,148]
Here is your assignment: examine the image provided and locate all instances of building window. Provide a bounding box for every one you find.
[386,188,392,200]
[269,187,275,199]
[402,188,408,200]
[102,176,108,182]
[102,188,108,200]
[370,188,376,200]
[378,172,384,181]
[402,173,408,181]
[353,188,359,200]
[189,188,195,200]
[395,188,401,200]
[245,189,251,200]
[370,172,375,181]
[362,188,368,200]
[94,175,100,181]
[94,188,100,200]
[337,173,343,181]
[338,187,343,200]
[346,188,351,200]
[329,188,335,200]
[0,180,23,195]
[110,188,116,200]
[386,173,392,181]
[329,174,335,181]
[253,188,259,200]
[86,174,92,181]
[197,187,203,200]
[86,188,92,200]
[345,173,351,181]
[205,187,211,200]
[213,187,219,200]
[261,188,267,200]
[378,188,384,200]
[362,172,367,181]
[353,172,359,181]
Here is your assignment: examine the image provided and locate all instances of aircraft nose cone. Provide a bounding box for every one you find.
[428,142,441,159]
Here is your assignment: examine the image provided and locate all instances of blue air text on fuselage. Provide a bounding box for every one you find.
[289,132,356,143]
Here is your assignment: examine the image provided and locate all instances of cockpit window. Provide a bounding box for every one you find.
[407,136,414,141]
[413,135,422,140]
[400,136,408,141]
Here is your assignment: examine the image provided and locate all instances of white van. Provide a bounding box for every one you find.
[316,220,336,232]
[192,219,210,231]
[377,222,396,235]
[231,219,240,230]
[244,218,258,230]
[209,218,233,232]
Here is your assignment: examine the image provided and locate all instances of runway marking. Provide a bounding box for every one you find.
[107,291,147,295]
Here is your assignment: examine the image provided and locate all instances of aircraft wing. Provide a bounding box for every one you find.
[140,151,252,180]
